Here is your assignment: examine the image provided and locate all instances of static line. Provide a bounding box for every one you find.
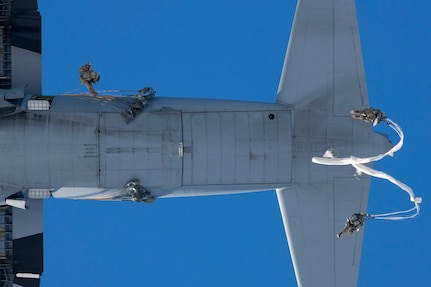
[352,162,420,220]
[312,114,421,221]
[312,118,403,166]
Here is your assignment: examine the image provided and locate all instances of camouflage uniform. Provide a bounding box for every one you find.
[336,213,366,238]
[79,62,100,96]
[350,107,386,125]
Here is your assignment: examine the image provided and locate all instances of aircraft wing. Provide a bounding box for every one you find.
[11,200,44,287]
[0,1,43,286]
[276,0,371,286]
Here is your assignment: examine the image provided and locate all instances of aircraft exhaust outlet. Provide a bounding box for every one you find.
[312,108,421,236]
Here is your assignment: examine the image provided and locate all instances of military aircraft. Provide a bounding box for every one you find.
[0,0,417,286]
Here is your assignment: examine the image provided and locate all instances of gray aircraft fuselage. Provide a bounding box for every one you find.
[1,91,389,203]
[1,94,294,202]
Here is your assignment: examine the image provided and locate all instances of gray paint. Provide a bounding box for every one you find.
[11,47,42,96]
[0,95,293,198]
[1,0,396,286]
[274,0,392,286]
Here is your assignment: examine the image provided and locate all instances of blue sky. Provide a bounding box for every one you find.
[38,0,430,286]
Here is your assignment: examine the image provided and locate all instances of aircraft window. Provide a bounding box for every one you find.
[28,99,50,110]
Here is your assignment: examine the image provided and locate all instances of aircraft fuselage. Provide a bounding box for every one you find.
[0,94,292,201]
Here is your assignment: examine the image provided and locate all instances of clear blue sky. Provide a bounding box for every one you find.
[38,0,430,286]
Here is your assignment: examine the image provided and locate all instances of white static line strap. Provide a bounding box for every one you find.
[312,118,421,220]
[312,118,403,166]
[352,162,421,220]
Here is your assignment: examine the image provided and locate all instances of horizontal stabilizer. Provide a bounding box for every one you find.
[276,180,369,287]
